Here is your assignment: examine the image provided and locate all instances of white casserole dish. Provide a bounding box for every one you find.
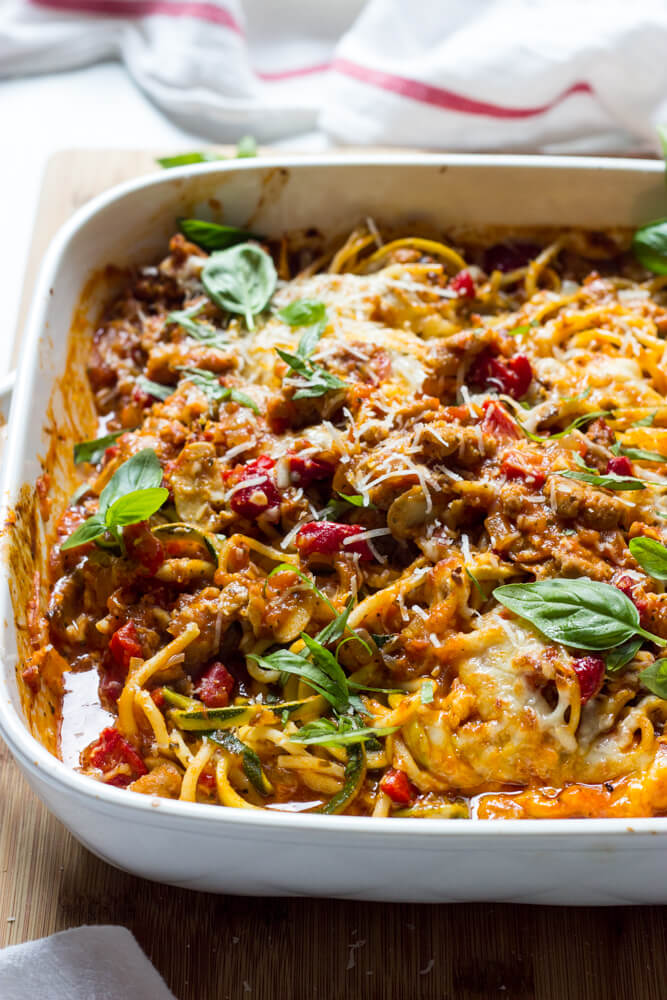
[3,154,667,905]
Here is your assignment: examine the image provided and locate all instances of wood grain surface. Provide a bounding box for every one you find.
[2,148,666,1000]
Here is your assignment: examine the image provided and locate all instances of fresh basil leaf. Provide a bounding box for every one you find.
[613,444,665,464]
[278,299,326,328]
[69,483,90,507]
[506,320,539,337]
[631,411,657,428]
[59,514,107,550]
[420,680,435,704]
[641,658,667,698]
[315,595,355,648]
[202,243,277,330]
[136,376,172,402]
[99,449,164,513]
[275,348,307,371]
[157,151,224,168]
[337,492,375,508]
[632,219,667,275]
[520,409,613,444]
[179,218,261,252]
[629,536,667,580]
[236,135,257,158]
[166,303,225,347]
[106,487,169,528]
[73,430,123,465]
[296,323,326,361]
[558,468,645,491]
[292,368,347,399]
[493,577,664,649]
[291,718,397,747]
[300,633,350,704]
[229,388,259,414]
[176,366,259,413]
[248,649,348,711]
[605,636,643,673]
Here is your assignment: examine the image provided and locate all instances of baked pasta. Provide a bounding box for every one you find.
[26,219,667,818]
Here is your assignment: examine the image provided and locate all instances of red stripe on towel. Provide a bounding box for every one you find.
[29,0,242,33]
[332,58,593,119]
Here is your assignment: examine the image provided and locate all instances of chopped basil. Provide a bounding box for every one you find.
[641,658,667,698]
[605,636,643,673]
[611,442,665,463]
[493,578,664,650]
[136,376,172,402]
[629,536,667,580]
[291,717,397,747]
[157,151,225,168]
[166,303,226,348]
[278,299,326,328]
[558,455,645,491]
[632,219,667,275]
[631,411,657,428]
[206,730,272,796]
[61,449,168,550]
[506,320,539,337]
[176,366,259,413]
[73,429,123,465]
[202,243,277,330]
[520,409,612,444]
[178,218,262,252]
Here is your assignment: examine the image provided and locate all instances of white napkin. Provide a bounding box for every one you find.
[1,0,667,153]
[0,926,177,1000]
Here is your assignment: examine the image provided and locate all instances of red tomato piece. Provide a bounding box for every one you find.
[500,450,546,488]
[225,456,281,518]
[198,769,216,790]
[288,454,335,487]
[88,727,148,787]
[296,521,374,561]
[615,575,649,623]
[195,661,235,708]
[481,400,520,440]
[109,621,143,670]
[469,349,533,400]
[124,520,165,575]
[131,385,152,408]
[606,455,633,477]
[151,687,166,709]
[103,444,120,465]
[380,768,416,805]
[99,662,125,707]
[572,657,605,705]
[449,269,475,298]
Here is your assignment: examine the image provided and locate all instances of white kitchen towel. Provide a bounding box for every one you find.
[1,0,667,152]
[0,925,177,1000]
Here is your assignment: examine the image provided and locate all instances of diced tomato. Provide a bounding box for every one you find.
[615,575,649,623]
[109,621,143,670]
[449,269,475,298]
[123,520,165,575]
[288,453,335,487]
[481,400,520,440]
[469,348,533,400]
[87,726,148,787]
[99,661,125,707]
[606,455,633,477]
[195,661,235,708]
[103,444,120,465]
[296,521,374,561]
[380,768,416,805]
[151,687,166,709]
[572,657,605,705]
[225,456,281,518]
[198,769,216,790]
[500,450,546,488]
[131,385,152,408]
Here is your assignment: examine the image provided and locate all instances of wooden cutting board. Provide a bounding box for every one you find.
[2,149,666,1000]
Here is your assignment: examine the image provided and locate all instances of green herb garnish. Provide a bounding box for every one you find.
[73,430,123,465]
[136,376,172,402]
[235,135,257,158]
[558,455,645,491]
[207,730,272,795]
[493,578,665,650]
[178,218,261,252]
[202,243,276,330]
[176,366,258,413]
[629,536,667,580]
[611,442,665,464]
[632,219,667,274]
[157,151,225,168]
[61,449,168,550]
[166,302,226,348]
[641,658,667,698]
[290,717,397,747]
[519,409,612,444]
[605,636,643,673]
